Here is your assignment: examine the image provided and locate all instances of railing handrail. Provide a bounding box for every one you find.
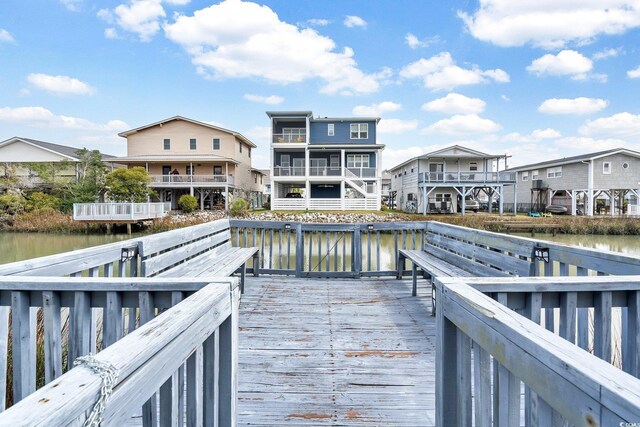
[0,279,238,425]
[435,276,640,425]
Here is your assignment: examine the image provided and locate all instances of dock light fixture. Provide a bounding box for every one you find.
[367,224,374,231]
[120,246,137,262]
[284,223,291,230]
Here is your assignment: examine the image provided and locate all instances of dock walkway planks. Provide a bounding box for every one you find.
[238,277,436,426]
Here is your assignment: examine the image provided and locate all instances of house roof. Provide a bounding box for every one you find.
[266,111,313,118]
[115,154,240,164]
[118,116,257,148]
[0,136,117,161]
[251,168,266,175]
[265,111,381,124]
[388,145,505,172]
[505,148,640,172]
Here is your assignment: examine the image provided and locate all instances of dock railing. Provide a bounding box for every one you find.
[73,202,171,222]
[229,220,427,277]
[435,276,640,426]
[0,277,239,426]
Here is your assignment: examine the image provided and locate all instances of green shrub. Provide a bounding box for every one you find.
[229,198,249,217]
[27,192,61,212]
[178,194,198,213]
[0,194,27,215]
[262,201,271,210]
[380,204,388,211]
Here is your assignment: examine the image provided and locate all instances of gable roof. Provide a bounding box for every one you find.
[0,136,116,161]
[505,148,640,172]
[118,115,257,148]
[388,145,506,172]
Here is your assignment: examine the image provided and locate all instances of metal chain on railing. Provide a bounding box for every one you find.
[73,354,119,427]
[312,231,345,272]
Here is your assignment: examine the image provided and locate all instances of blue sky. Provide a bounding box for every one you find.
[1,0,640,169]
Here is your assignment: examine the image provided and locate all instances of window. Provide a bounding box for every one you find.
[603,161,611,174]
[330,154,339,168]
[469,162,478,171]
[547,166,562,178]
[213,166,222,175]
[347,154,370,168]
[522,171,529,181]
[163,138,170,150]
[280,154,290,167]
[239,142,242,153]
[410,168,414,173]
[212,138,220,150]
[328,123,334,136]
[435,193,452,202]
[532,170,539,180]
[189,138,196,150]
[186,165,194,175]
[350,123,368,139]
[408,193,416,201]
[255,175,257,183]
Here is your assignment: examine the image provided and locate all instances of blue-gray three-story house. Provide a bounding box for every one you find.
[267,111,384,210]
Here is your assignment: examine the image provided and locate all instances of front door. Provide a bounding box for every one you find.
[162,165,171,182]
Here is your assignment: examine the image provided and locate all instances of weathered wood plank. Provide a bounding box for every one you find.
[42,291,62,384]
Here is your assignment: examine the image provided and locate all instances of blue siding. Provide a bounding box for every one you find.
[310,184,340,198]
[309,120,376,145]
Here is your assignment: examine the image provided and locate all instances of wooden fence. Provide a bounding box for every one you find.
[0,277,239,426]
[435,276,640,426]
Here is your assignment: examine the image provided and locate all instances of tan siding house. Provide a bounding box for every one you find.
[117,116,263,210]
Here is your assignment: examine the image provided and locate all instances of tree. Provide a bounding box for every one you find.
[105,167,156,202]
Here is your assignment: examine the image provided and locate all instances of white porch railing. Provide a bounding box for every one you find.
[73,202,172,221]
[272,131,306,143]
[347,167,376,178]
[271,198,379,211]
[148,175,234,185]
[273,166,305,177]
[418,171,516,183]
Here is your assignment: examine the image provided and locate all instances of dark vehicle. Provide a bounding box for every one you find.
[285,192,302,198]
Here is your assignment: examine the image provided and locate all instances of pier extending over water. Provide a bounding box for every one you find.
[0,219,638,425]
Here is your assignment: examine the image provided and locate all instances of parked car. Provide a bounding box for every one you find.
[285,192,302,198]
[458,196,479,213]
[545,204,568,214]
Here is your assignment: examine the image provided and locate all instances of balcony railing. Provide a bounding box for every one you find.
[418,171,516,183]
[149,174,234,185]
[309,166,341,177]
[347,167,376,178]
[273,166,305,177]
[272,131,307,143]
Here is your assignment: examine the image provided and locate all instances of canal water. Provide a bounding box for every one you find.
[1,230,639,266]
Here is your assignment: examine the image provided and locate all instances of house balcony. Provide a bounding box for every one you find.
[272,131,307,144]
[347,167,376,178]
[418,171,516,184]
[272,165,379,179]
[309,166,341,177]
[273,166,305,177]
[148,174,234,186]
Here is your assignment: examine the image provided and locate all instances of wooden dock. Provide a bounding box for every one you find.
[238,277,436,426]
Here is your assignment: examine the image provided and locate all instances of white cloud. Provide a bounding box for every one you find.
[554,136,629,152]
[0,106,128,132]
[243,94,284,105]
[164,0,190,4]
[163,1,383,95]
[502,128,561,143]
[352,101,401,116]
[526,50,593,80]
[459,1,640,49]
[579,112,640,138]
[628,66,640,79]
[60,0,81,11]
[378,119,419,134]
[344,15,366,28]
[501,94,510,102]
[104,28,120,39]
[400,52,509,91]
[423,114,501,135]
[405,33,438,49]
[421,93,486,115]
[98,0,166,42]
[592,47,623,60]
[27,73,96,96]
[538,97,608,115]
[307,18,329,26]
[0,29,14,43]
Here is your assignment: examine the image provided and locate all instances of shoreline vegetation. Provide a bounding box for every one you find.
[2,208,640,236]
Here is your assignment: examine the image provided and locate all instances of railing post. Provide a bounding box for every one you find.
[295,223,304,278]
[435,282,459,426]
[352,226,362,276]
[218,286,239,427]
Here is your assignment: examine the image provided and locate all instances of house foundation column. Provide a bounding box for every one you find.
[571,190,577,215]
[224,185,229,210]
[305,180,310,210]
[340,181,345,210]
